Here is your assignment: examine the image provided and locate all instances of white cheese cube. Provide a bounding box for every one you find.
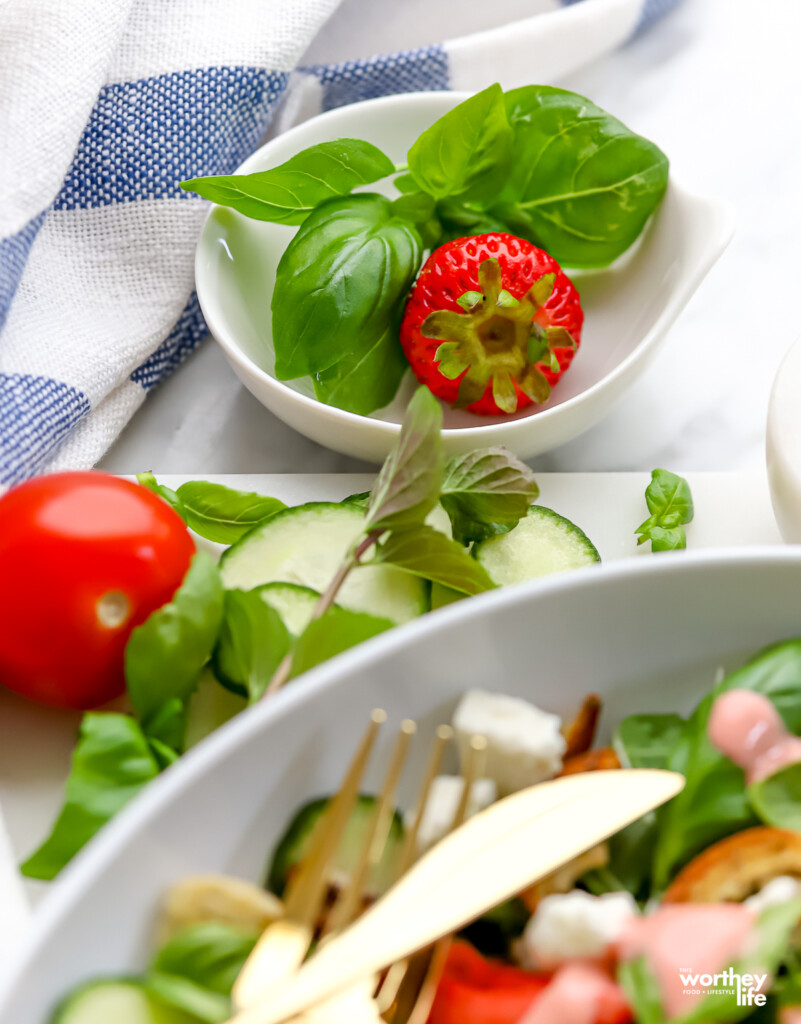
[404,775,497,853]
[452,689,566,795]
[745,875,801,912]
[522,890,637,967]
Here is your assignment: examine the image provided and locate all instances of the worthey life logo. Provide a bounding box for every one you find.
[678,967,768,1008]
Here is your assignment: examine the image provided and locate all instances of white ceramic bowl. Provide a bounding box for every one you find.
[767,336,801,542]
[196,92,735,464]
[3,549,801,1022]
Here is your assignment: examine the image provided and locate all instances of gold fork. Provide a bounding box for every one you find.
[233,710,482,1019]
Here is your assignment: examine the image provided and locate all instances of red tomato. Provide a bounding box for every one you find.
[0,472,195,709]
[427,941,550,1024]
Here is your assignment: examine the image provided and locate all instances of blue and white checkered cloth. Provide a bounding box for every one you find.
[0,0,680,485]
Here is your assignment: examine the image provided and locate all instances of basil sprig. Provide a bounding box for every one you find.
[182,83,669,416]
[636,468,694,552]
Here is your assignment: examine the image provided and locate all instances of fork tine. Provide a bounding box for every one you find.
[398,725,453,875]
[326,719,417,935]
[232,709,386,1010]
[383,734,488,1024]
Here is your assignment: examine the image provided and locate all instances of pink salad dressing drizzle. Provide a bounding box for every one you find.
[708,690,801,784]
[617,904,754,1019]
[517,963,623,1024]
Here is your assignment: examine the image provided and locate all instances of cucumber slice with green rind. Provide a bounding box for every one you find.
[52,978,197,1024]
[220,502,428,623]
[473,505,600,585]
[254,582,320,637]
[267,794,404,897]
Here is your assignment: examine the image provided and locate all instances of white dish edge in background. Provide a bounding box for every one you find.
[195,91,735,464]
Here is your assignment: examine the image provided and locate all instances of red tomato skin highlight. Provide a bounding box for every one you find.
[0,472,195,709]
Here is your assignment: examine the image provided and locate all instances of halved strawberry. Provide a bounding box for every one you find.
[399,233,583,416]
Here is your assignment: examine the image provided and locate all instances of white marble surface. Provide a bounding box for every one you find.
[99,0,801,477]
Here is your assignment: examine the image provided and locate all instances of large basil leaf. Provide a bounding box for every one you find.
[364,385,444,533]
[181,139,394,224]
[213,589,292,703]
[407,83,513,203]
[496,85,669,268]
[21,713,162,880]
[440,447,540,545]
[290,606,393,679]
[125,552,224,730]
[272,193,421,414]
[653,641,801,890]
[749,762,801,831]
[373,525,497,595]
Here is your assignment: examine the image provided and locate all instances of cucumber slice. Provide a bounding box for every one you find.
[426,502,453,538]
[473,505,600,585]
[220,503,428,623]
[267,795,404,898]
[254,582,320,637]
[52,979,195,1024]
[184,670,246,749]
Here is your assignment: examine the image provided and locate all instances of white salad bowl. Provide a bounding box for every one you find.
[4,549,801,1021]
[195,91,735,464]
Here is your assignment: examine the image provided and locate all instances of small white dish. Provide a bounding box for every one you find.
[2,549,801,1021]
[195,91,735,464]
[767,336,801,542]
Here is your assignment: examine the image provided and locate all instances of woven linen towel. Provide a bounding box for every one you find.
[0,0,680,485]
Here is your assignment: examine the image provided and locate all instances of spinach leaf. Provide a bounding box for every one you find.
[365,386,444,533]
[614,714,685,770]
[440,447,540,544]
[617,956,667,1024]
[496,85,669,268]
[290,606,393,679]
[636,469,694,552]
[213,589,292,703]
[149,923,258,1023]
[408,83,513,204]
[125,552,224,731]
[373,525,497,595]
[20,713,162,880]
[272,193,421,415]
[653,641,801,890]
[152,923,257,996]
[181,139,394,224]
[749,762,801,831]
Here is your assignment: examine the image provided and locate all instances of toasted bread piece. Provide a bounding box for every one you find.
[663,827,801,903]
[563,695,602,759]
[520,842,610,912]
[557,746,621,777]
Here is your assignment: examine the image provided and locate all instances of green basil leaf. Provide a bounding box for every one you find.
[614,714,685,770]
[290,606,393,679]
[174,481,285,544]
[145,699,187,757]
[213,589,292,703]
[636,469,694,553]
[407,83,513,203]
[373,524,496,595]
[653,640,801,890]
[272,193,421,414]
[393,172,419,194]
[440,447,540,544]
[341,490,371,508]
[749,762,801,831]
[181,139,394,225]
[125,552,224,729]
[137,470,182,513]
[20,713,161,880]
[364,386,444,533]
[617,956,667,1024]
[497,85,669,268]
[152,923,258,997]
[147,973,230,1024]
